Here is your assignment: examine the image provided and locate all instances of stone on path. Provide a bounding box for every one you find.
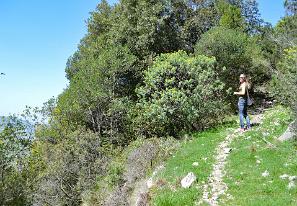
[288,181,296,189]
[262,170,269,177]
[181,172,196,188]
[192,162,199,167]
[197,113,264,206]
[279,174,289,180]
[289,176,296,181]
[224,148,232,154]
[147,178,153,189]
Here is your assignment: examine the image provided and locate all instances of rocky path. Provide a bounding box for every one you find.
[197,114,264,206]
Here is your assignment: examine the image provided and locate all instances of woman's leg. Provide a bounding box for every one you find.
[243,103,251,128]
[238,99,245,129]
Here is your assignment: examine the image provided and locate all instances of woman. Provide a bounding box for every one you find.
[234,74,251,132]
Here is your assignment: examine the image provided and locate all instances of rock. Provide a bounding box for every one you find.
[289,176,297,181]
[256,160,261,164]
[245,136,251,140]
[192,162,199,167]
[262,170,269,177]
[278,120,296,141]
[224,148,232,154]
[280,174,289,180]
[147,178,153,189]
[288,181,296,189]
[181,172,197,188]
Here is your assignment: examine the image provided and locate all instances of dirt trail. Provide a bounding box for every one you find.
[197,114,264,206]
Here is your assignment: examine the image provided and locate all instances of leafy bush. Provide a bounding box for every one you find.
[270,47,297,122]
[133,51,227,137]
[271,47,297,102]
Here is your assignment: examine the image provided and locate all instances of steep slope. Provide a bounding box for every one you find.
[146,105,295,206]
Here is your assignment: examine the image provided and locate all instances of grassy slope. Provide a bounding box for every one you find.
[149,106,296,206]
[222,106,297,206]
[150,119,238,206]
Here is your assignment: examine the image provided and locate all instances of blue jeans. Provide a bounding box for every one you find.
[238,97,251,129]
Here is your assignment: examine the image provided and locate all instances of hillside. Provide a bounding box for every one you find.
[141,105,296,206]
[1,0,296,205]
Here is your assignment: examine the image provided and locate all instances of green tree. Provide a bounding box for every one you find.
[285,0,297,15]
[181,0,219,51]
[241,0,264,34]
[60,0,224,144]
[58,41,137,146]
[217,0,246,30]
[223,0,265,34]
[195,26,268,93]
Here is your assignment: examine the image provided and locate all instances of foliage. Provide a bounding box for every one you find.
[240,0,264,34]
[270,14,297,132]
[274,15,297,49]
[3,0,293,205]
[59,0,270,142]
[0,116,33,205]
[217,0,246,30]
[31,129,112,206]
[181,0,219,51]
[134,51,227,137]
[270,47,297,111]
[285,0,297,16]
[195,26,268,94]
[57,42,137,146]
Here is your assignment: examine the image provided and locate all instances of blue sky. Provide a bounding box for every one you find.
[0,0,285,116]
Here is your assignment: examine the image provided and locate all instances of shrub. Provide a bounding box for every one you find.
[133,51,227,137]
[103,137,179,206]
[31,129,111,206]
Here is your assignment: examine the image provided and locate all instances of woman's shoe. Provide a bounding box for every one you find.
[245,127,251,131]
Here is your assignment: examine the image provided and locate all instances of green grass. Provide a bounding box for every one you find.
[221,106,297,206]
[149,106,296,205]
[150,119,238,206]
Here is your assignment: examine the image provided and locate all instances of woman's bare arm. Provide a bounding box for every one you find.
[234,83,246,95]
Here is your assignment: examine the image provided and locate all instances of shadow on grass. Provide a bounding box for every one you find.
[250,122,260,127]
